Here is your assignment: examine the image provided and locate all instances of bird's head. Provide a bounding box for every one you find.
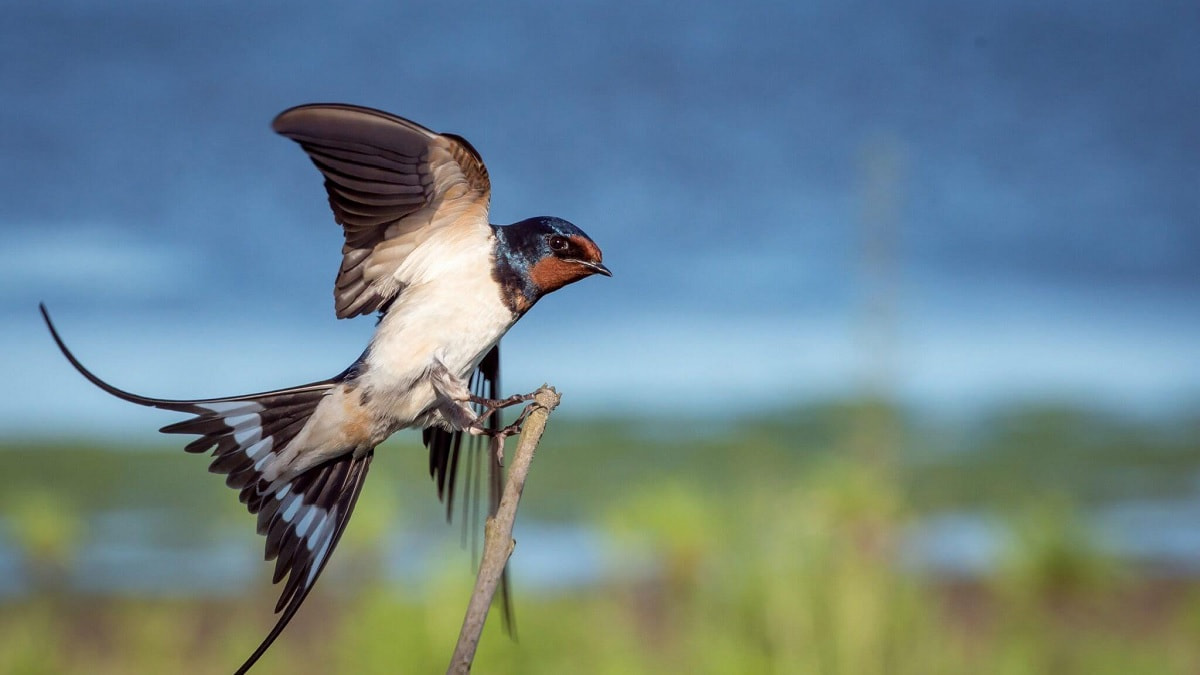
[492,216,610,311]
[522,216,611,292]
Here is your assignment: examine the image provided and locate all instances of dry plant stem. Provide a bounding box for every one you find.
[446,385,561,675]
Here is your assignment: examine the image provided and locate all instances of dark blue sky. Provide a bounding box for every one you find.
[2,0,1197,434]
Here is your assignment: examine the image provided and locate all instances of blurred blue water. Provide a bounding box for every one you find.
[7,493,1200,598]
[2,0,1197,434]
[0,511,613,597]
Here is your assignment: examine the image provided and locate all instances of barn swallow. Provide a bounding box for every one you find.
[40,103,609,674]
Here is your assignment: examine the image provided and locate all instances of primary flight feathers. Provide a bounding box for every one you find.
[273,104,492,319]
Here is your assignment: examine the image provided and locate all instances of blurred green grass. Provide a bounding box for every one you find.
[1,400,1199,673]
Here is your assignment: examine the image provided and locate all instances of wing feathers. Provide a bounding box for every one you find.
[279,131,426,162]
[318,165,428,197]
[311,154,427,190]
[326,182,428,209]
[305,143,425,175]
[273,103,491,319]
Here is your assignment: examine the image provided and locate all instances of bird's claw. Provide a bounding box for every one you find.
[468,391,536,424]
[468,400,538,466]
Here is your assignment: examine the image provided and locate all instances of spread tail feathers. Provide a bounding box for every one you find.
[234,451,372,675]
[40,304,373,674]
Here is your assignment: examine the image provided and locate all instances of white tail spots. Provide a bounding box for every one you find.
[254,450,274,472]
[244,436,273,460]
[295,506,326,538]
[225,413,261,430]
[234,424,263,446]
[281,493,303,522]
[306,519,337,585]
[198,401,264,415]
[304,511,333,550]
[294,508,315,537]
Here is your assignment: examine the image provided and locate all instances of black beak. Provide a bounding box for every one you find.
[583,261,612,277]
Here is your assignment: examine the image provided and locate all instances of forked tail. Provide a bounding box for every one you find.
[40,304,373,674]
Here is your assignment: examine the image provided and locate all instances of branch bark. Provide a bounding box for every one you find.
[446,385,561,675]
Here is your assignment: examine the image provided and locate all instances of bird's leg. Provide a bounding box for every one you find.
[468,391,537,426]
[492,401,536,437]
[466,400,538,465]
[428,359,478,429]
[430,360,539,463]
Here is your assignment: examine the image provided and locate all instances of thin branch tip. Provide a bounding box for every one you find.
[446,383,560,675]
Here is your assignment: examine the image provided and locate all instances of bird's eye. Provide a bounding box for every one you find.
[548,235,569,252]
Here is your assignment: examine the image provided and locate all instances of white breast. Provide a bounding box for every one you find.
[261,222,515,482]
[360,223,516,427]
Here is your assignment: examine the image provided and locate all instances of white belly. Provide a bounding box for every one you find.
[359,229,516,431]
[266,224,515,481]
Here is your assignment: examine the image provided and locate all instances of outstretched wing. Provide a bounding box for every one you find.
[41,306,374,673]
[423,344,514,632]
[273,103,492,319]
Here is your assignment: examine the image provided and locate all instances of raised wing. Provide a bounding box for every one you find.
[273,103,491,319]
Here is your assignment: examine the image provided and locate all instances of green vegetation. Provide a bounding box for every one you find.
[1,400,1198,673]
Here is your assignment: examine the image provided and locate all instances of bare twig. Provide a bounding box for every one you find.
[446,385,561,675]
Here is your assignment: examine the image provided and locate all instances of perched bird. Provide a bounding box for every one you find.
[40,103,609,674]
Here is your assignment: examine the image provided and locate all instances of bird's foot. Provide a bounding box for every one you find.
[468,392,536,423]
[466,400,537,466]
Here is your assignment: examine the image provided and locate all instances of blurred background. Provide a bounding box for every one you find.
[2,0,1199,672]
